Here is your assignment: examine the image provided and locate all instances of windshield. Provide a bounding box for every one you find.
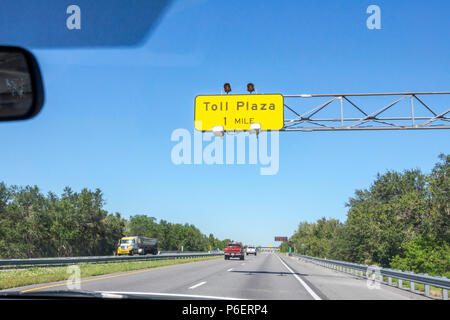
[120,240,135,245]
[0,0,449,309]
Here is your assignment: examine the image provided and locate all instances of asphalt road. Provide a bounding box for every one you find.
[2,253,430,300]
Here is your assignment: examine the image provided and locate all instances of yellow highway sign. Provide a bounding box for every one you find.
[195,94,284,131]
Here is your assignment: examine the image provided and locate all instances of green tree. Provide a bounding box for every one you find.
[390,235,450,277]
[287,154,449,277]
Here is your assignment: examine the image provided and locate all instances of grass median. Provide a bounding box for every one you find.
[0,255,222,291]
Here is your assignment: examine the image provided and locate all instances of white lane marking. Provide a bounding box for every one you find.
[98,291,245,300]
[188,281,207,289]
[241,263,245,265]
[275,254,322,300]
[227,268,233,272]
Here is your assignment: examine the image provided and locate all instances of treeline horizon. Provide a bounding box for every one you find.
[0,184,230,259]
[280,154,449,277]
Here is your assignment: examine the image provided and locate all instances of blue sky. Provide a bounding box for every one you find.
[1,0,449,247]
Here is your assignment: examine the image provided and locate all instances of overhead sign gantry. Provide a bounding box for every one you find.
[283,91,450,132]
[194,84,450,134]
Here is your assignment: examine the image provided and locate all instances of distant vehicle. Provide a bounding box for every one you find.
[116,236,158,256]
[224,242,244,260]
[246,246,257,256]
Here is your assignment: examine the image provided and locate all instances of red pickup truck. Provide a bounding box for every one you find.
[224,242,245,260]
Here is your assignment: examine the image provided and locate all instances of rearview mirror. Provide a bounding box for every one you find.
[0,46,44,121]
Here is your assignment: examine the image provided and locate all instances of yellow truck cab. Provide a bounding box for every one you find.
[116,236,158,256]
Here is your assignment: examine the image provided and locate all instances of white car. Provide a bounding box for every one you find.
[246,246,257,256]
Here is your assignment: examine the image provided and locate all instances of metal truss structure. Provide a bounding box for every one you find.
[282,92,450,131]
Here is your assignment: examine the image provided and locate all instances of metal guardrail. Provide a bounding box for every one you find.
[291,253,449,300]
[0,252,223,270]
